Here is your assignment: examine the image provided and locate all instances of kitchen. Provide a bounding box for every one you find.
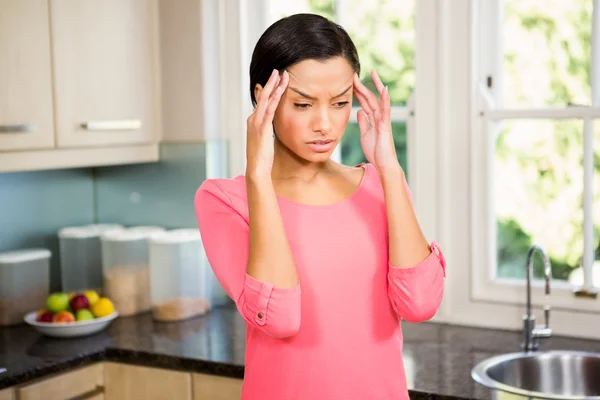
[1,0,600,399]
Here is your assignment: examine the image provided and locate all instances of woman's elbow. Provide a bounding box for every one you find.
[263,315,301,339]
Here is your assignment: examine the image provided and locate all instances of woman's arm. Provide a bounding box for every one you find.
[246,174,299,288]
[195,179,301,339]
[352,70,446,323]
[378,165,446,323]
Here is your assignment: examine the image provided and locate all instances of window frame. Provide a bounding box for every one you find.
[470,0,600,314]
[200,0,600,339]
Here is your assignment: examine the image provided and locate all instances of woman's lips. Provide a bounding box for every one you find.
[306,139,334,153]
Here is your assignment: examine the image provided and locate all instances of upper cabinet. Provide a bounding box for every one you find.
[0,0,55,151]
[50,0,159,148]
[0,0,160,173]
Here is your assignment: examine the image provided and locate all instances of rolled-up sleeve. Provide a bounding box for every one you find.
[387,241,446,323]
[194,180,301,339]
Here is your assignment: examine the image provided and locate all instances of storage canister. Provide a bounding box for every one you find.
[101,226,164,316]
[58,224,123,293]
[0,249,51,326]
[149,229,212,322]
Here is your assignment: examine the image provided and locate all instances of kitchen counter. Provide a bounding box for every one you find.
[1,304,599,399]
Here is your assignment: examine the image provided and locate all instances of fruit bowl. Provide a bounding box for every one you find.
[24,311,118,338]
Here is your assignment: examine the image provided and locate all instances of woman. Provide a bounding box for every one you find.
[195,13,446,400]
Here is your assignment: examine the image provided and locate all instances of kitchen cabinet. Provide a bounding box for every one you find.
[2,362,244,399]
[104,362,193,400]
[0,0,160,173]
[16,363,103,400]
[0,388,14,400]
[193,373,243,400]
[49,0,159,149]
[0,0,55,151]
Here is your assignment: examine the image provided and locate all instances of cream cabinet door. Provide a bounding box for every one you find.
[0,0,55,151]
[0,388,14,400]
[16,363,103,400]
[192,373,243,400]
[49,0,159,148]
[104,362,192,400]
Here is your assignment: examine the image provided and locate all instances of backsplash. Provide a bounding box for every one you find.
[95,143,206,229]
[0,142,213,291]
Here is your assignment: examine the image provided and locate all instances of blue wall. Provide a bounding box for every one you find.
[0,143,207,291]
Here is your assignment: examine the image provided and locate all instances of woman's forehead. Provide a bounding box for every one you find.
[287,58,354,96]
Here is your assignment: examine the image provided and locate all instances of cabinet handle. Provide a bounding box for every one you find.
[0,124,36,133]
[80,120,142,131]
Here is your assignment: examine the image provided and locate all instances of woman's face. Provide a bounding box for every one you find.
[266,57,355,163]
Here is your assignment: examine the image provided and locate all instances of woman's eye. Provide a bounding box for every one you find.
[334,101,349,108]
[294,103,311,109]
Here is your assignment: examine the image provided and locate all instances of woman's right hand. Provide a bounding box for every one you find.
[246,69,289,179]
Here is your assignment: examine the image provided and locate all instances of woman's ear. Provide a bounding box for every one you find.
[254,84,264,105]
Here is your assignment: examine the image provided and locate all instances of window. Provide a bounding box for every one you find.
[473,0,600,312]
[268,0,415,172]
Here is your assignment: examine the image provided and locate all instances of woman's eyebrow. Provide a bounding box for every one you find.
[288,84,353,100]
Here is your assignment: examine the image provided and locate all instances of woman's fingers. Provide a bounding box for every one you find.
[254,69,281,120]
[357,109,369,135]
[353,73,381,115]
[371,70,385,96]
[353,74,373,115]
[381,86,391,126]
[263,71,289,125]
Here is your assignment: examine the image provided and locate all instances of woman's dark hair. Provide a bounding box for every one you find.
[249,13,360,106]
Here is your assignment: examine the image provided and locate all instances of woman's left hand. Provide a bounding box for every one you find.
[353,71,401,171]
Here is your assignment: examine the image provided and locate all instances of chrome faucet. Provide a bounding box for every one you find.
[522,245,553,352]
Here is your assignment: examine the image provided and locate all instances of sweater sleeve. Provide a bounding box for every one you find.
[386,178,446,323]
[194,180,301,339]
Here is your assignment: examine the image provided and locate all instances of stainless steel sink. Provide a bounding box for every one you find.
[471,350,600,399]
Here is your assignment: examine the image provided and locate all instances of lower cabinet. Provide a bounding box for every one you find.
[0,388,14,400]
[104,362,192,400]
[4,362,243,400]
[192,373,243,400]
[16,364,103,400]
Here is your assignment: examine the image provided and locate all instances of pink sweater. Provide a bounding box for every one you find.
[194,163,446,400]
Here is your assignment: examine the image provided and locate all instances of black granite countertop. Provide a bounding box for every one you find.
[1,304,599,399]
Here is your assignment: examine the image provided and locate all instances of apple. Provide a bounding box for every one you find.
[52,311,75,323]
[69,294,90,312]
[46,293,69,313]
[37,311,54,323]
[75,309,94,321]
[84,290,100,306]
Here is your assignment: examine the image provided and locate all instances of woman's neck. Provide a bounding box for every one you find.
[271,140,339,182]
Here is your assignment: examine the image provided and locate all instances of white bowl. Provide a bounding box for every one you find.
[24,311,119,338]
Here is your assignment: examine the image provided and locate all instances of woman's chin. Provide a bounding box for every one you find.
[303,150,333,162]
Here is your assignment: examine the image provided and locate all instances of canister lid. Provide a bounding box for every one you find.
[101,227,164,242]
[150,229,201,244]
[0,249,51,264]
[58,224,124,239]
[87,224,124,233]
[127,226,165,234]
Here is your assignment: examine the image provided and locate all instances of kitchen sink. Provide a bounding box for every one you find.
[471,350,600,399]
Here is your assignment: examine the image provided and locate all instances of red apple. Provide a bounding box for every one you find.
[69,294,89,312]
[52,311,75,323]
[37,311,54,323]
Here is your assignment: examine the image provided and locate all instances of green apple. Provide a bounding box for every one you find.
[46,292,69,313]
[75,309,94,322]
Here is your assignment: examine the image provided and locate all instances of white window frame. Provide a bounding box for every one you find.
[471,0,600,313]
[261,0,438,240]
[200,0,600,339]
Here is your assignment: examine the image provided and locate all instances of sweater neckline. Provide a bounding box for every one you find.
[274,163,370,209]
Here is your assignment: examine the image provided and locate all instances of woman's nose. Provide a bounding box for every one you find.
[312,108,332,135]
